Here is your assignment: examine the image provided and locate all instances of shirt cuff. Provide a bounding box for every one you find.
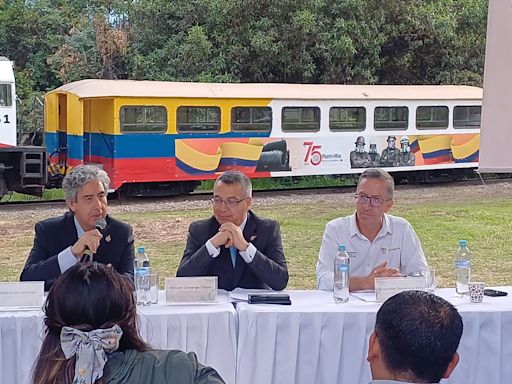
[239,242,256,263]
[58,246,78,273]
[205,240,220,258]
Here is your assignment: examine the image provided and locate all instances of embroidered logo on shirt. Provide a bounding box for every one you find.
[381,247,400,254]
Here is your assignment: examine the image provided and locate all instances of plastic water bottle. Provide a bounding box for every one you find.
[333,244,350,303]
[455,240,471,295]
[134,246,151,305]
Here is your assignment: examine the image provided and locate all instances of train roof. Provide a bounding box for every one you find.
[49,79,483,100]
[0,57,15,83]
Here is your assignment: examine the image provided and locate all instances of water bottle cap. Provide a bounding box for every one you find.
[338,244,346,251]
[459,240,467,247]
[137,246,145,253]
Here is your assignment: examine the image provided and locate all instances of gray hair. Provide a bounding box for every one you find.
[62,165,110,202]
[357,168,394,199]
[214,170,252,197]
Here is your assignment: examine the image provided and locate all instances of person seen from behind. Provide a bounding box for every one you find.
[367,290,463,383]
[32,262,225,384]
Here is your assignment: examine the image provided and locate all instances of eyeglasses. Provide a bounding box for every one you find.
[355,193,389,208]
[211,196,249,208]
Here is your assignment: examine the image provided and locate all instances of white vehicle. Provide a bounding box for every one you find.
[0,57,46,199]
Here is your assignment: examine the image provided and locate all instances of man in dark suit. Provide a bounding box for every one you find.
[20,165,134,291]
[177,170,288,291]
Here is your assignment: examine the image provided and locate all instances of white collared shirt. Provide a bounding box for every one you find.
[316,213,428,290]
[205,214,256,263]
[57,216,85,273]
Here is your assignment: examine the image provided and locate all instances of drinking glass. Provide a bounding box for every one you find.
[148,274,159,304]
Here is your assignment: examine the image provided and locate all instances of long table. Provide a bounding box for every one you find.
[236,288,512,384]
[0,291,237,384]
[2,288,512,384]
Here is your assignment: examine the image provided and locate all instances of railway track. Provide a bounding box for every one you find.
[1,177,510,210]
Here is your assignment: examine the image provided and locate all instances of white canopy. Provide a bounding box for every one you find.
[479,0,512,173]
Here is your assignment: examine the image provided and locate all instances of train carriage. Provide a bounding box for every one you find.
[43,80,482,196]
[0,57,46,199]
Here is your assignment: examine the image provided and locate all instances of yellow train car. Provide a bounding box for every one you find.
[44,80,482,195]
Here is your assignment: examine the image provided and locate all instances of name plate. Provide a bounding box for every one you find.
[165,277,217,303]
[0,281,44,308]
[375,277,425,303]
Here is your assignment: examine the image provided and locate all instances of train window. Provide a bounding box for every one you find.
[231,107,272,132]
[416,106,449,129]
[374,106,408,130]
[329,107,366,131]
[282,107,320,132]
[120,106,167,133]
[0,84,12,106]
[177,106,220,133]
[453,106,481,129]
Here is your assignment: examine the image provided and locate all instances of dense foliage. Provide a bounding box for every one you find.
[0,0,487,100]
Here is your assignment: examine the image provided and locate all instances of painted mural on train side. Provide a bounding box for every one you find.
[175,133,479,177]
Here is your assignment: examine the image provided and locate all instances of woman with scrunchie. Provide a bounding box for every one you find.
[32,263,225,384]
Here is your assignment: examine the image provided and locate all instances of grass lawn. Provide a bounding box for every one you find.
[3,191,511,290]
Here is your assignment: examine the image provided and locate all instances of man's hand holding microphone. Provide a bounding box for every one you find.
[71,218,107,262]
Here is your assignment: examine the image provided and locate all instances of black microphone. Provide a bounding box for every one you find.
[80,218,107,263]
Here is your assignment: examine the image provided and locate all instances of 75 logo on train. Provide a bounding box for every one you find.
[303,141,322,166]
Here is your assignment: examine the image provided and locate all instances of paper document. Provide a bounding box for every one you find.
[350,291,376,302]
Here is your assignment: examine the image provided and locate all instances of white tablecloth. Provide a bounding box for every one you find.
[0,291,237,384]
[236,288,512,384]
[3,287,512,384]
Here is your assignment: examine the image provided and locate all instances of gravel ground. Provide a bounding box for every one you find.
[1,180,511,222]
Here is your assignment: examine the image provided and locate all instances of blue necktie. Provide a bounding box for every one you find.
[229,246,237,268]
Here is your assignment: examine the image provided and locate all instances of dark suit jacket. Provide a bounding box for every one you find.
[20,212,134,291]
[176,211,288,291]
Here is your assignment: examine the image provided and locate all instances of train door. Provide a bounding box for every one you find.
[83,100,92,163]
[57,93,68,167]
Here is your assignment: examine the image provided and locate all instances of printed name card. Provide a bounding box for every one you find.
[0,281,44,308]
[375,277,425,303]
[165,277,218,303]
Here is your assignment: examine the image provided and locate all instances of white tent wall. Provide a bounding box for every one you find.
[479,0,512,173]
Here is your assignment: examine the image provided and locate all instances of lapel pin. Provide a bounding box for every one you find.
[105,235,111,243]
[250,235,257,241]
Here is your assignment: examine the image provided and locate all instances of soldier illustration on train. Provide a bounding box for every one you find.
[368,143,381,167]
[380,135,401,167]
[399,136,415,166]
[350,136,372,168]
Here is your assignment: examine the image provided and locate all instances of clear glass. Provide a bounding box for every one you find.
[420,268,437,294]
[148,274,159,304]
[135,273,151,306]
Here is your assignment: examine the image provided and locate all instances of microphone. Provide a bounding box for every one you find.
[80,218,107,263]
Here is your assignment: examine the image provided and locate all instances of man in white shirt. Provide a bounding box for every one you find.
[367,291,462,383]
[316,168,428,291]
[177,170,288,291]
